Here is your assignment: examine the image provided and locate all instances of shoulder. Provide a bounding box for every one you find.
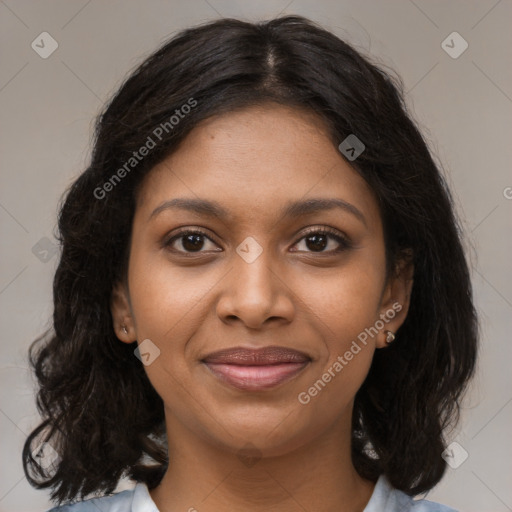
[44,483,158,512]
[45,488,134,512]
[364,475,458,512]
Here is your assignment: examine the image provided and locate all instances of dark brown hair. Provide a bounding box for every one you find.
[22,15,478,505]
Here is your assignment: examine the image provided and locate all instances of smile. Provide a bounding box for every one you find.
[201,346,311,391]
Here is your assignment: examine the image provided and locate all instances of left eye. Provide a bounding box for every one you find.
[292,228,350,254]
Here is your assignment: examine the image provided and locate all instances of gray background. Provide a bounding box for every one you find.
[1,1,511,511]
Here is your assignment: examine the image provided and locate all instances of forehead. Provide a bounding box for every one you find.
[136,103,381,231]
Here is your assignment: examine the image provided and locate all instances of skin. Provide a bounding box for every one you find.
[111,103,413,512]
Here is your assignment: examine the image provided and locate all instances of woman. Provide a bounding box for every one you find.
[23,15,478,512]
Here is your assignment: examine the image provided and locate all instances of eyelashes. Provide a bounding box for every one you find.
[163,226,352,257]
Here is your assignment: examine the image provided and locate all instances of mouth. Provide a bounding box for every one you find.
[201,346,311,391]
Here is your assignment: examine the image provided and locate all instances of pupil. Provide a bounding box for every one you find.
[183,234,204,251]
[306,234,327,252]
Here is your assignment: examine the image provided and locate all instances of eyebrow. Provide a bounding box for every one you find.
[149,197,367,226]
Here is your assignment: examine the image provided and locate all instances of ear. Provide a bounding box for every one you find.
[110,280,136,344]
[376,250,414,349]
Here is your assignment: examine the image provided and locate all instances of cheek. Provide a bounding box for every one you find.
[127,246,211,340]
[295,271,381,418]
[295,253,384,391]
[126,248,219,393]
[298,255,385,340]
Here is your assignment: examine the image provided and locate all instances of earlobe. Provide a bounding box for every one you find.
[110,281,136,344]
[377,251,414,348]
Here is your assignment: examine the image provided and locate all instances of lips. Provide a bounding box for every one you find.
[202,346,310,391]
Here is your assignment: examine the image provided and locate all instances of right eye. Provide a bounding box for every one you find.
[164,228,222,255]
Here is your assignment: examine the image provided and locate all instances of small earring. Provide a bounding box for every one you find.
[122,325,128,335]
[384,330,395,344]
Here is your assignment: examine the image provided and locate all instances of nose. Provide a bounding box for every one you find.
[215,245,295,330]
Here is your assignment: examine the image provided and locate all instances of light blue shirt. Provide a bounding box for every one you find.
[47,474,457,511]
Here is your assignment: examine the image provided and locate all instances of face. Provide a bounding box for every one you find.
[111,103,412,458]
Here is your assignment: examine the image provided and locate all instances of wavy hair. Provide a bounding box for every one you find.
[22,15,478,504]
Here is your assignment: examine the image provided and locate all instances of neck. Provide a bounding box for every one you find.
[149,408,376,512]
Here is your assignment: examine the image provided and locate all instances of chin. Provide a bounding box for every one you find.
[202,408,317,458]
